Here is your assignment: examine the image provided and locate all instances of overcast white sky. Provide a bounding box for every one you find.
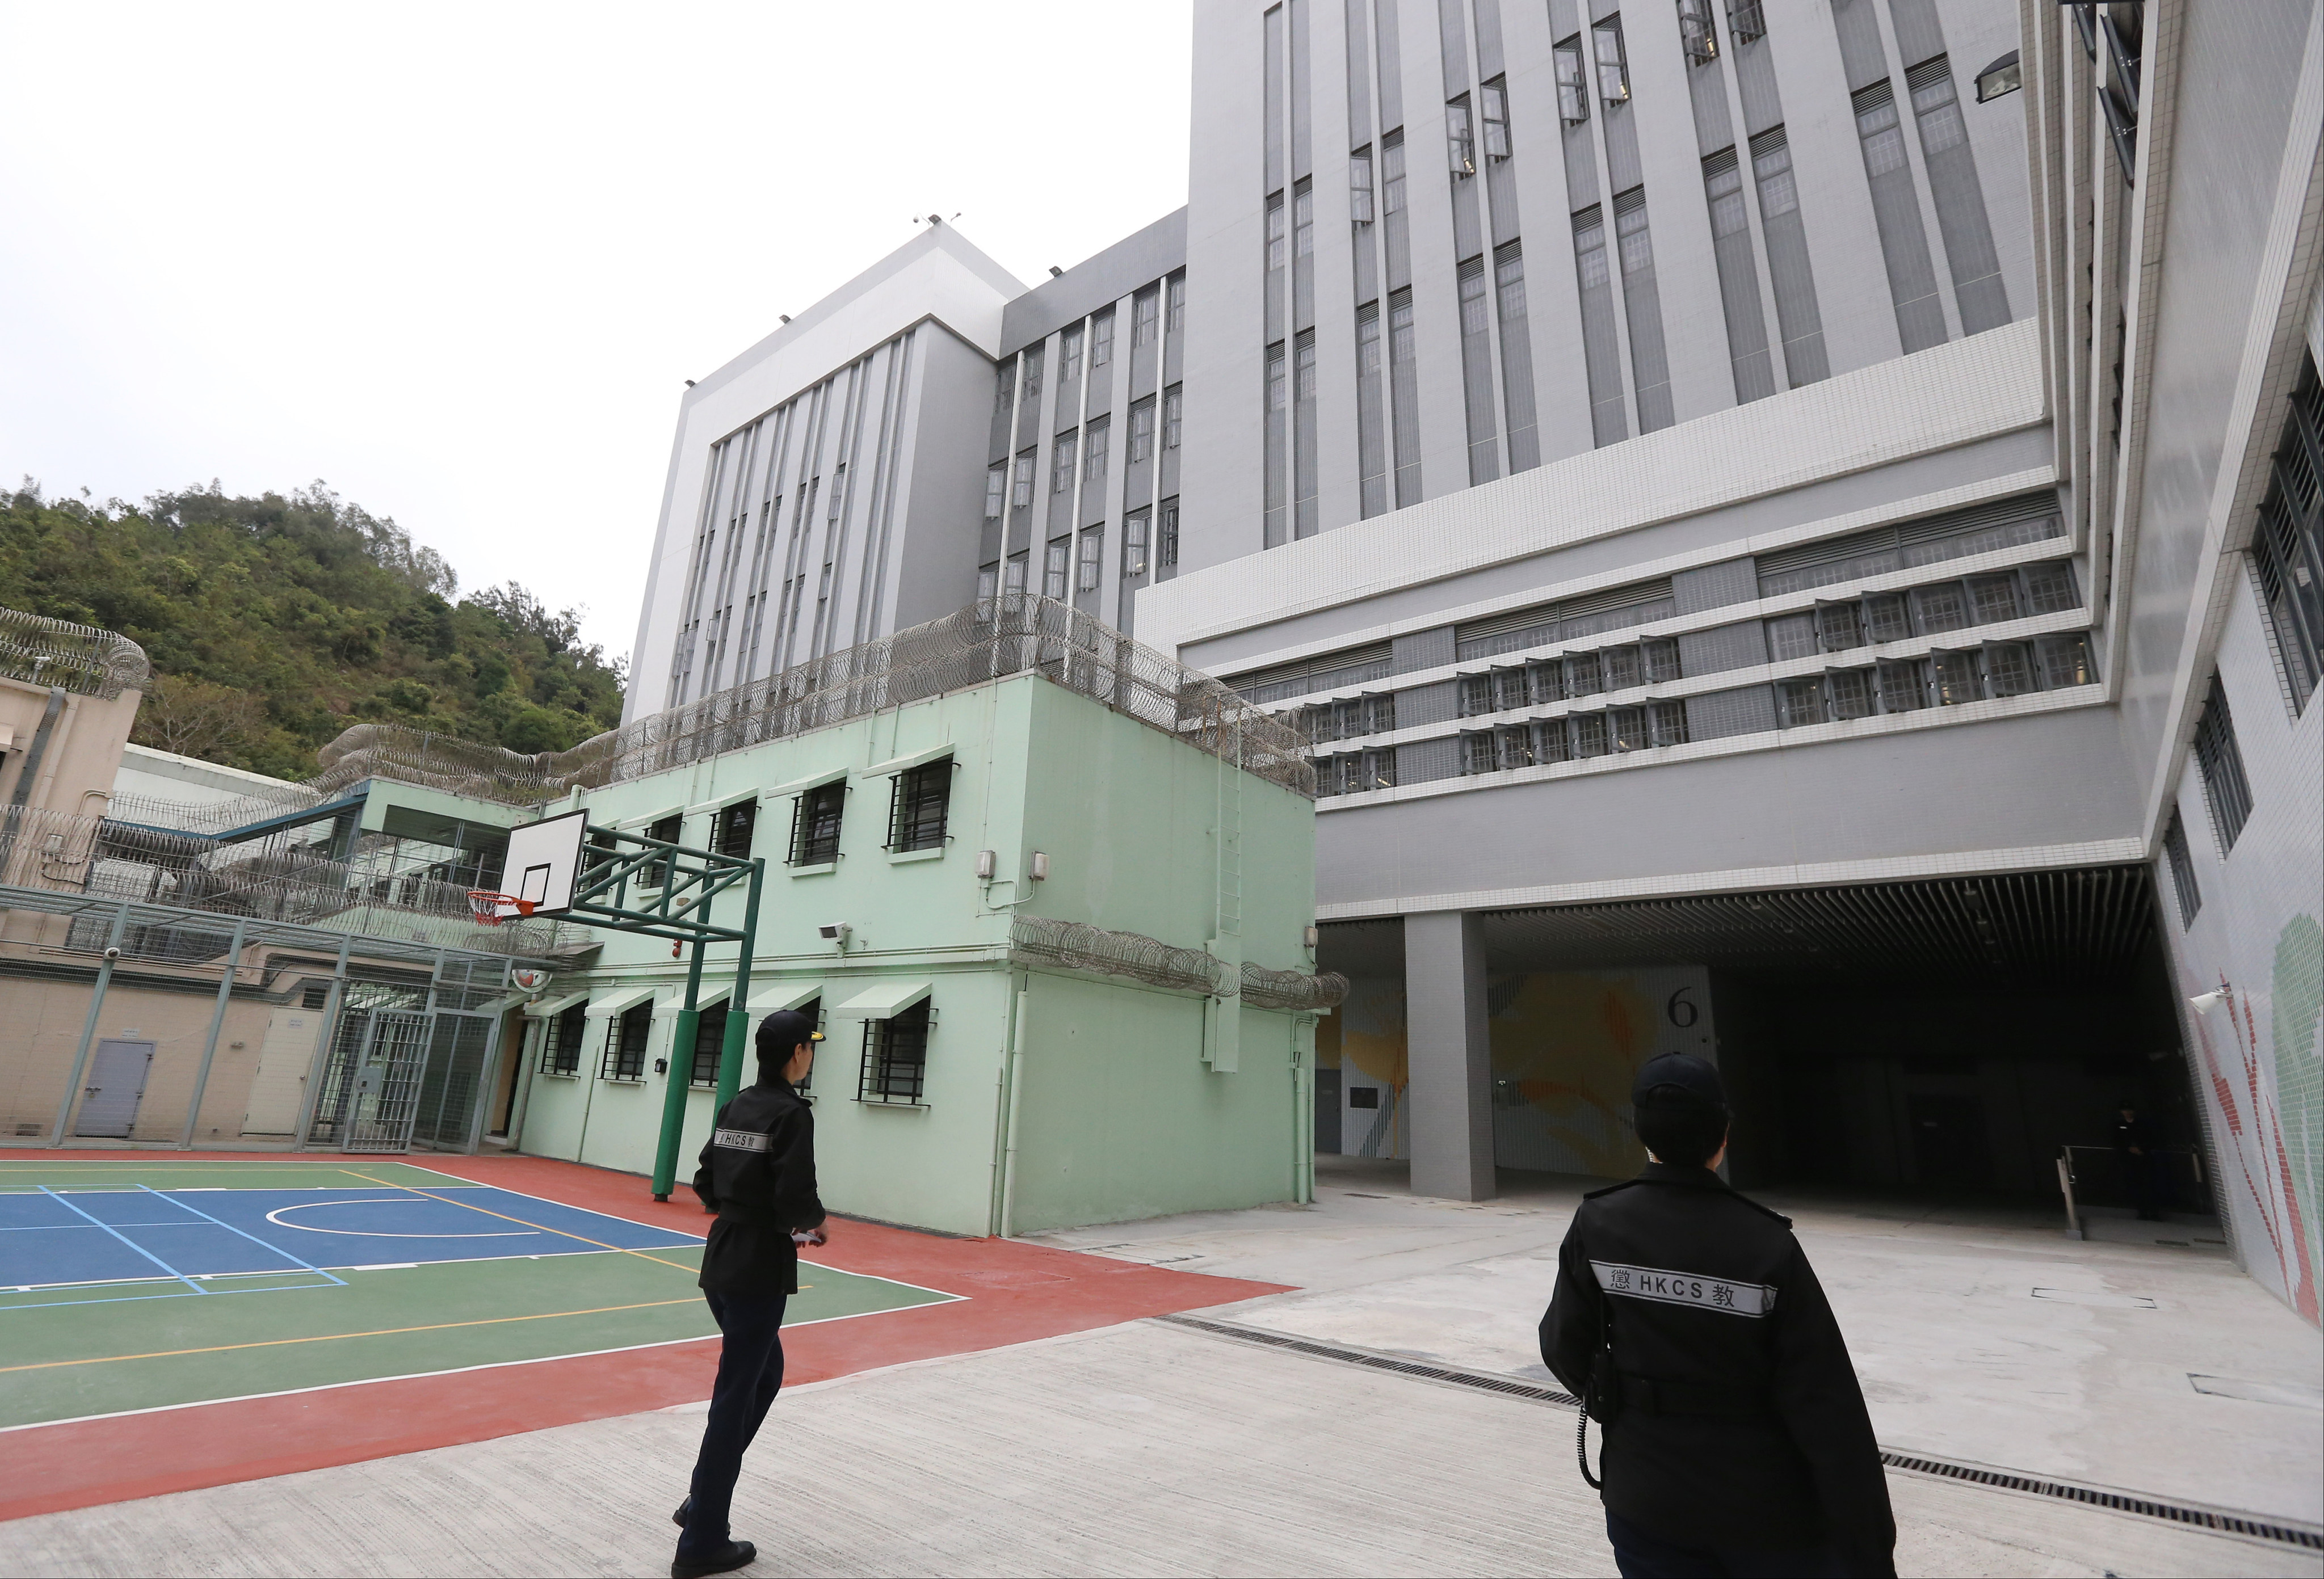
[0,3,1192,663]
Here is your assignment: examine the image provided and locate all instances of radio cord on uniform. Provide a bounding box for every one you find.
[1577,1403,1600,1489]
[1578,1293,1613,1490]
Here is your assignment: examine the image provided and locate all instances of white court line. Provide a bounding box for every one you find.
[0,1294,969,1435]
[262,1200,528,1239]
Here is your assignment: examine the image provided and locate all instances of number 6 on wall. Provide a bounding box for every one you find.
[1666,988,1699,1029]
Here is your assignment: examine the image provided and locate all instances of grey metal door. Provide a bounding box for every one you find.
[1313,1067,1342,1155]
[75,1040,154,1138]
[344,1011,431,1153]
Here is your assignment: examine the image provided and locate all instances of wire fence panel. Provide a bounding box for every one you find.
[307,595,1318,805]
[340,1010,432,1153]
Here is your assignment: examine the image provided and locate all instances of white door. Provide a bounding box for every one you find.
[76,1041,154,1138]
[243,1005,320,1135]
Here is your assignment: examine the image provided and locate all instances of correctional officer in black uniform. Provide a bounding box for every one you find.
[671,1009,827,1579]
[1541,1054,1895,1578]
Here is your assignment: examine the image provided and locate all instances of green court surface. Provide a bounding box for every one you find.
[0,1160,959,1431]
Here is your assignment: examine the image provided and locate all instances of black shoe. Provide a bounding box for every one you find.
[673,1497,691,1529]
[671,1539,755,1578]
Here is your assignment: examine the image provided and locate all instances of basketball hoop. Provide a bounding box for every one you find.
[465,890,536,927]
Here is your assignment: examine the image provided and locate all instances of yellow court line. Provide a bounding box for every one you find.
[343,1171,703,1278]
[0,1298,704,1375]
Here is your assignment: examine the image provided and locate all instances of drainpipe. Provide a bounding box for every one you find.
[5,688,65,819]
[179,917,249,1148]
[51,900,132,1146]
[998,978,1032,1239]
[986,972,1024,1236]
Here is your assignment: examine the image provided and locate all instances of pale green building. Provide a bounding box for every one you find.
[476,601,1338,1236]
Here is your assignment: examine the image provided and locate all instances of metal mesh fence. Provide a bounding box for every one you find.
[0,804,569,957]
[311,595,1317,805]
[0,606,151,700]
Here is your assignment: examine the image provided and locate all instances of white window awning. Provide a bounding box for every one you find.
[832,980,932,1017]
[746,982,825,1014]
[585,984,659,1018]
[523,989,591,1018]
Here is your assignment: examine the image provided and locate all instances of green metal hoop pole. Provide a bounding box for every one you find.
[713,857,764,1110]
[650,898,712,1202]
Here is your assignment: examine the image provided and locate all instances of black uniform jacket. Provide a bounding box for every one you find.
[1541,1163,1894,1568]
[690,1080,827,1297]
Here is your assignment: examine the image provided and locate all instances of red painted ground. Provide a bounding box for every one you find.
[2,1151,1291,1522]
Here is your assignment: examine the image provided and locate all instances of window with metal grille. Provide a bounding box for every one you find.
[2191,676,2254,850]
[689,1003,728,1087]
[2253,356,2324,709]
[1044,540,1070,599]
[543,1006,586,1075]
[1460,732,1497,774]
[1011,450,1036,508]
[1091,306,1115,367]
[1777,678,1825,728]
[1677,0,1718,63]
[858,1000,931,1105]
[1827,669,1877,719]
[1727,0,1766,45]
[1609,706,1648,751]
[1051,431,1077,496]
[2162,806,2201,927]
[1481,79,1511,159]
[1930,651,1980,706]
[1573,712,1609,757]
[714,799,757,858]
[1649,700,1689,746]
[1133,284,1161,347]
[1594,16,1629,104]
[984,464,1006,524]
[602,1003,651,1081]
[789,781,844,866]
[1566,650,1605,698]
[1167,272,1186,334]
[1124,509,1151,578]
[1350,146,1376,222]
[1077,528,1103,593]
[1496,725,1533,770]
[643,814,682,889]
[1446,95,1476,175]
[1020,344,1043,403]
[1159,499,1180,569]
[888,760,952,852]
[1555,35,1590,123]
[1604,644,1642,691]
[1535,719,1573,763]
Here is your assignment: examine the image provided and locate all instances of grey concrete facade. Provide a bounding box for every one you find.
[614,0,2321,1316]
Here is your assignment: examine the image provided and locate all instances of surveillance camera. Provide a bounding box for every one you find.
[103,946,121,962]
[2187,989,2225,1016]
[818,923,852,946]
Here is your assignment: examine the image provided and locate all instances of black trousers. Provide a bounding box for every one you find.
[1607,1512,1851,1578]
[678,1289,788,1560]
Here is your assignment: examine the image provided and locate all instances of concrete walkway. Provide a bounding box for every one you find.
[1032,1158,2324,1526]
[1,1319,2312,1579]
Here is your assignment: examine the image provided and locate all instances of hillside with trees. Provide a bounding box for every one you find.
[1,479,627,782]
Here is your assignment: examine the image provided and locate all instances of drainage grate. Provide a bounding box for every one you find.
[1156,1313,2324,1553]
[1155,1312,1580,1407]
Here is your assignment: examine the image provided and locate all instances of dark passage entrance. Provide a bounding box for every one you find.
[1477,865,2201,1205]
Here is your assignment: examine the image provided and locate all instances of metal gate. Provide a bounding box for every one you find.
[341,1010,432,1152]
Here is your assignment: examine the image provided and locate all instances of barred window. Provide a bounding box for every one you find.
[2191,676,2255,850]
[859,1000,931,1105]
[2162,806,2202,927]
[690,1003,728,1087]
[602,1003,651,1082]
[2023,561,2079,616]
[1968,572,2023,625]
[2253,357,2324,709]
[1610,706,1648,751]
[1497,725,1533,770]
[1827,668,1877,719]
[1777,677,1826,727]
[1604,644,1642,691]
[1643,638,1683,683]
[1566,651,1605,697]
[1649,700,1688,746]
[1877,659,1927,711]
[1555,35,1590,123]
[2037,633,2094,688]
[713,799,757,858]
[1864,592,1912,642]
[1573,712,1609,757]
[1078,528,1103,593]
[789,781,844,866]
[1536,719,1573,763]
[1460,675,1495,716]
[1768,613,1817,662]
[543,1005,586,1075]
[1985,641,2036,697]
[1911,583,1970,634]
[1930,651,1980,705]
[643,814,682,889]
[888,760,953,852]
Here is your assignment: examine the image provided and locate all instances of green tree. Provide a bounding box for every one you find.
[0,478,627,778]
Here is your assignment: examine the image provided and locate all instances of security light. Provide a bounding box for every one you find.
[1029,852,1050,881]
[2187,989,2225,1016]
[818,922,852,947]
[974,849,997,879]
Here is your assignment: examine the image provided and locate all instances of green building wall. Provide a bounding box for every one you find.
[507,670,1321,1237]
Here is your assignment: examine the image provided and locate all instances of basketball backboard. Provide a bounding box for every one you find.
[500,809,587,917]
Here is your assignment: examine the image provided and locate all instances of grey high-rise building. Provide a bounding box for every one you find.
[630,1,2323,1319]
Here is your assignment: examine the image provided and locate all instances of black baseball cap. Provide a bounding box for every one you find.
[1632,1052,1726,1111]
[755,1009,825,1056]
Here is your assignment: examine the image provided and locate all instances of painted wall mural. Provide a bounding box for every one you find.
[1489,966,1717,1178]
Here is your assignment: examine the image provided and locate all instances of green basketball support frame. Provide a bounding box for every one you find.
[553,822,765,1200]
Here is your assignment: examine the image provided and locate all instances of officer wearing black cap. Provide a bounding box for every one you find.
[1540,1052,1895,1579]
[671,1008,828,1579]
